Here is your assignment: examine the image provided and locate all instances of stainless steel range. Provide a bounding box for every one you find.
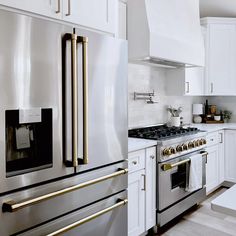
[129,125,208,228]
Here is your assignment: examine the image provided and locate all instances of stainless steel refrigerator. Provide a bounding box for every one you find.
[0,9,128,236]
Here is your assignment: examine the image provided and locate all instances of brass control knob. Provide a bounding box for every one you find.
[188,141,194,149]
[163,148,172,156]
[170,147,176,154]
[193,140,199,147]
[176,145,183,152]
[202,139,207,145]
[182,143,188,151]
[199,139,203,146]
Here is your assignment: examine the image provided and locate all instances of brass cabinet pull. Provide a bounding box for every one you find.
[2,168,128,213]
[66,0,71,16]
[46,199,128,236]
[55,0,60,13]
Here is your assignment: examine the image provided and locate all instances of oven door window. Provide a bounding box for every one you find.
[171,162,189,189]
[5,109,53,177]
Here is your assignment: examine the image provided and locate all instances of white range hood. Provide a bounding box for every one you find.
[128,0,205,68]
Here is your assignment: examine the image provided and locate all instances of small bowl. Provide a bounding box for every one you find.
[214,115,221,121]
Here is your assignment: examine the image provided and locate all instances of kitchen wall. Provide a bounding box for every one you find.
[207,97,236,122]
[128,63,205,128]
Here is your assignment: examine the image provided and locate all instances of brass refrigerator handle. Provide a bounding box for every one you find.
[2,168,128,213]
[78,36,89,165]
[161,151,208,171]
[46,199,128,236]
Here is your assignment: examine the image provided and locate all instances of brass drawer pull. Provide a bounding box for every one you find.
[46,199,128,236]
[2,168,128,213]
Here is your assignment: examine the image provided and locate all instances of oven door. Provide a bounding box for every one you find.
[157,150,207,211]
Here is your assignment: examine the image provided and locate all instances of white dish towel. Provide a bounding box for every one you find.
[185,154,203,192]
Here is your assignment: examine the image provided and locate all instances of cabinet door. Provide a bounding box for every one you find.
[0,0,62,18]
[145,147,156,231]
[185,67,204,95]
[128,170,145,236]
[206,24,236,95]
[206,145,219,194]
[118,0,127,39]
[63,0,117,34]
[225,130,236,183]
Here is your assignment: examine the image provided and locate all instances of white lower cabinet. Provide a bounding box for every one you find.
[206,145,219,194]
[205,131,225,194]
[225,130,236,183]
[128,147,156,236]
[128,169,145,236]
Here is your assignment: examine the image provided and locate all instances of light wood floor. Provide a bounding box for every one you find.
[158,188,236,236]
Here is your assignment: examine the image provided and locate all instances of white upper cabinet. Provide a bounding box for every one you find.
[0,0,117,34]
[202,18,236,96]
[62,0,117,34]
[0,0,62,18]
[118,0,127,39]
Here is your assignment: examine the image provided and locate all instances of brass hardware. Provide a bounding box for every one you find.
[162,159,190,171]
[162,148,171,156]
[186,82,190,93]
[141,174,146,191]
[55,0,61,13]
[78,36,89,164]
[66,0,71,16]
[150,155,155,159]
[170,147,176,154]
[2,169,128,213]
[176,145,183,152]
[188,141,194,149]
[193,140,199,147]
[182,144,188,151]
[132,161,137,165]
[200,151,208,164]
[46,199,128,236]
[202,139,207,145]
[71,33,78,167]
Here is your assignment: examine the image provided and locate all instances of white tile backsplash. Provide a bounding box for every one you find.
[128,63,205,128]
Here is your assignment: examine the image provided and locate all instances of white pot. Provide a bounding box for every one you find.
[170,116,180,127]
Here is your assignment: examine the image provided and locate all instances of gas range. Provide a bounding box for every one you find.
[128,125,207,162]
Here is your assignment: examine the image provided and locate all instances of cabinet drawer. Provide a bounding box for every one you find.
[128,150,145,173]
[206,132,219,147]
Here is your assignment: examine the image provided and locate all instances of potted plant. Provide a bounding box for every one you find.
[223,110,232,123]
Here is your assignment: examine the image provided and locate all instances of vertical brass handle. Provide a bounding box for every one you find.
[71,34,78,167]
[78,36,89,164]
[55,0,60,13]
[66,0,71,16]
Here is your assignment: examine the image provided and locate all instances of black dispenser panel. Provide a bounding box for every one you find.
[5,109,53,177]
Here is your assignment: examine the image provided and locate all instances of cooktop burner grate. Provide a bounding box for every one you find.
[128,125,199,140]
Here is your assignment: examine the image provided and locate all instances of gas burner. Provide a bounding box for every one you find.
[128,125,199,140]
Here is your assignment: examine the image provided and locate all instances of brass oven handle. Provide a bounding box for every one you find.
[46,199,128,236]
[2,168,128,213]
[161,151,208,171]
[55,0,60,13]
[66,0,71,16]
[78,36,89,164]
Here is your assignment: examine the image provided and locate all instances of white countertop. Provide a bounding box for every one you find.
[128,138,157,153]
[191,123,236,133]
[211,185,236,217]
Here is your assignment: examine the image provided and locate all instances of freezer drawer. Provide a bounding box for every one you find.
[18,191,128,236]
[0,162,127,236]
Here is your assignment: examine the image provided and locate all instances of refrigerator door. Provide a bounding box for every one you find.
[18,191,127,236]
[0,9,74,194]
[64,29,128,172]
